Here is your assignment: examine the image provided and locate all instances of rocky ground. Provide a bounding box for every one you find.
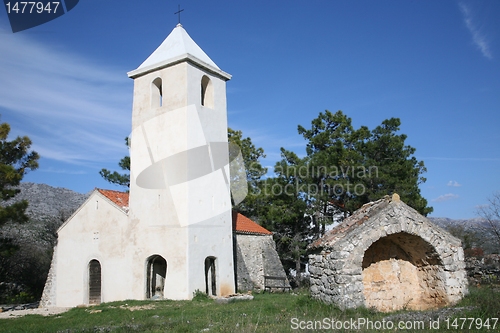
[0,302,70,319]
[383,306,476,324]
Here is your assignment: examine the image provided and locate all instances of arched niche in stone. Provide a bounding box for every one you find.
[361,232,447,311]
[308,196,468,311]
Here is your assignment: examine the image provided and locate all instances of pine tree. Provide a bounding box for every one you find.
[0,121,39,229]
[99,137,130,189]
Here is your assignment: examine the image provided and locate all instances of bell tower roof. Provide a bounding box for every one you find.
[128,24,230,80]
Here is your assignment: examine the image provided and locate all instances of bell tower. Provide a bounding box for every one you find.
[126,24,235,299]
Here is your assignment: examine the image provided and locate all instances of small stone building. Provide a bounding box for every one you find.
[308,194,468,312]
[233,212,289,291]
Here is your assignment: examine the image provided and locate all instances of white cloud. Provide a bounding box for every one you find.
[432,193,459,203]
[39,167,88,175]
[474,204,489,209]
[459,2,493,60]
[0,28,131,166]
[447,180,462,187]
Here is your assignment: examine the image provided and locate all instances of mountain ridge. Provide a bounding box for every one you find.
[6,182,90,221]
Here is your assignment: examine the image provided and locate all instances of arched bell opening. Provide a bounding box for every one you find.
[201,75,214,108]
[151,77,163,108]
[361,232,447,312]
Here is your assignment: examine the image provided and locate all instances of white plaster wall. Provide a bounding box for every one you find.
[127,59,234,299]
[54,192,129,307]
[125,225,190,300]
[187,213,235,297]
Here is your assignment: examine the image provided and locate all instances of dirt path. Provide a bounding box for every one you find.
[0,307,70,319]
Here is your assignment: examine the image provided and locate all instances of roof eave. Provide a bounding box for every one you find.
[127,53,231,81]
[236,230,273,236]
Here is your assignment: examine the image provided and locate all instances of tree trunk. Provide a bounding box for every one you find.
[295,243,301,287]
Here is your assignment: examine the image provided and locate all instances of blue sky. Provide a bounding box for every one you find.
[0,0,499,219]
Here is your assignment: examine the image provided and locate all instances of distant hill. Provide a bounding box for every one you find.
[0,183,91,302]
[429,216,499,254]
[6,182,89,221]
[428,217,485,229]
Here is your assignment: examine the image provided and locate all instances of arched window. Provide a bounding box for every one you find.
[146,255,167,299]
[204,256,217,296]
[201,75,214,108]
[88,259,101,305]
[151,77,163,108]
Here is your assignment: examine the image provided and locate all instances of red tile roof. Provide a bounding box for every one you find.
[96,189,272,235]
[232,211,272,236]
[97,189,129,209]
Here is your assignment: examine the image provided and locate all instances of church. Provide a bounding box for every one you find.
[40,24,288,307]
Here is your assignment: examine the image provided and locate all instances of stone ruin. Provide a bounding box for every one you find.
[466,254,500,286]
[308,194,468,312]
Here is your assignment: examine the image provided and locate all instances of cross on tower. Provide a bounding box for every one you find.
[174,5,184,24]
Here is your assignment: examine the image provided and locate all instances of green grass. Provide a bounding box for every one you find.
[0,287,499,333]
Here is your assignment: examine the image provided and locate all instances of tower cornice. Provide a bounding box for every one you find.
[127,53,231,81]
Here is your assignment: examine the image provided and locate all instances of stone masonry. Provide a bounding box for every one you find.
[235,234,289,291]
[233,212,289,291]
[39,245,58,308]
[308,194,468,311]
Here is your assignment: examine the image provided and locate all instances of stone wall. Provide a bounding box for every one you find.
[39,245,57,308]
[308,197,468,311]
[363,258,422,311]
[466,254,500,285]
[235,234,289,291]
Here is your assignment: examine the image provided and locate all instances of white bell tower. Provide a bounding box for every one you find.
[126,24,235,299]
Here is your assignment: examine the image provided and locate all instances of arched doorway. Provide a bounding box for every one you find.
[146,255,167,299]
[88,259,101,305]
[205,257,216,296]
[362,232,447,311]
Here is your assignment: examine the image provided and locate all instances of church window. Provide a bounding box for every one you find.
[88,259,101,305]
[204,256,217,296]
[201,75,214,108]
[146,255,167,299]
[151,77,163,108]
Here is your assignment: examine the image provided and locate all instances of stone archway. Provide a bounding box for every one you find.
[205,257,217,296]
[361,232,447,312]
[308,195,468,310]
[146,255,167,299]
